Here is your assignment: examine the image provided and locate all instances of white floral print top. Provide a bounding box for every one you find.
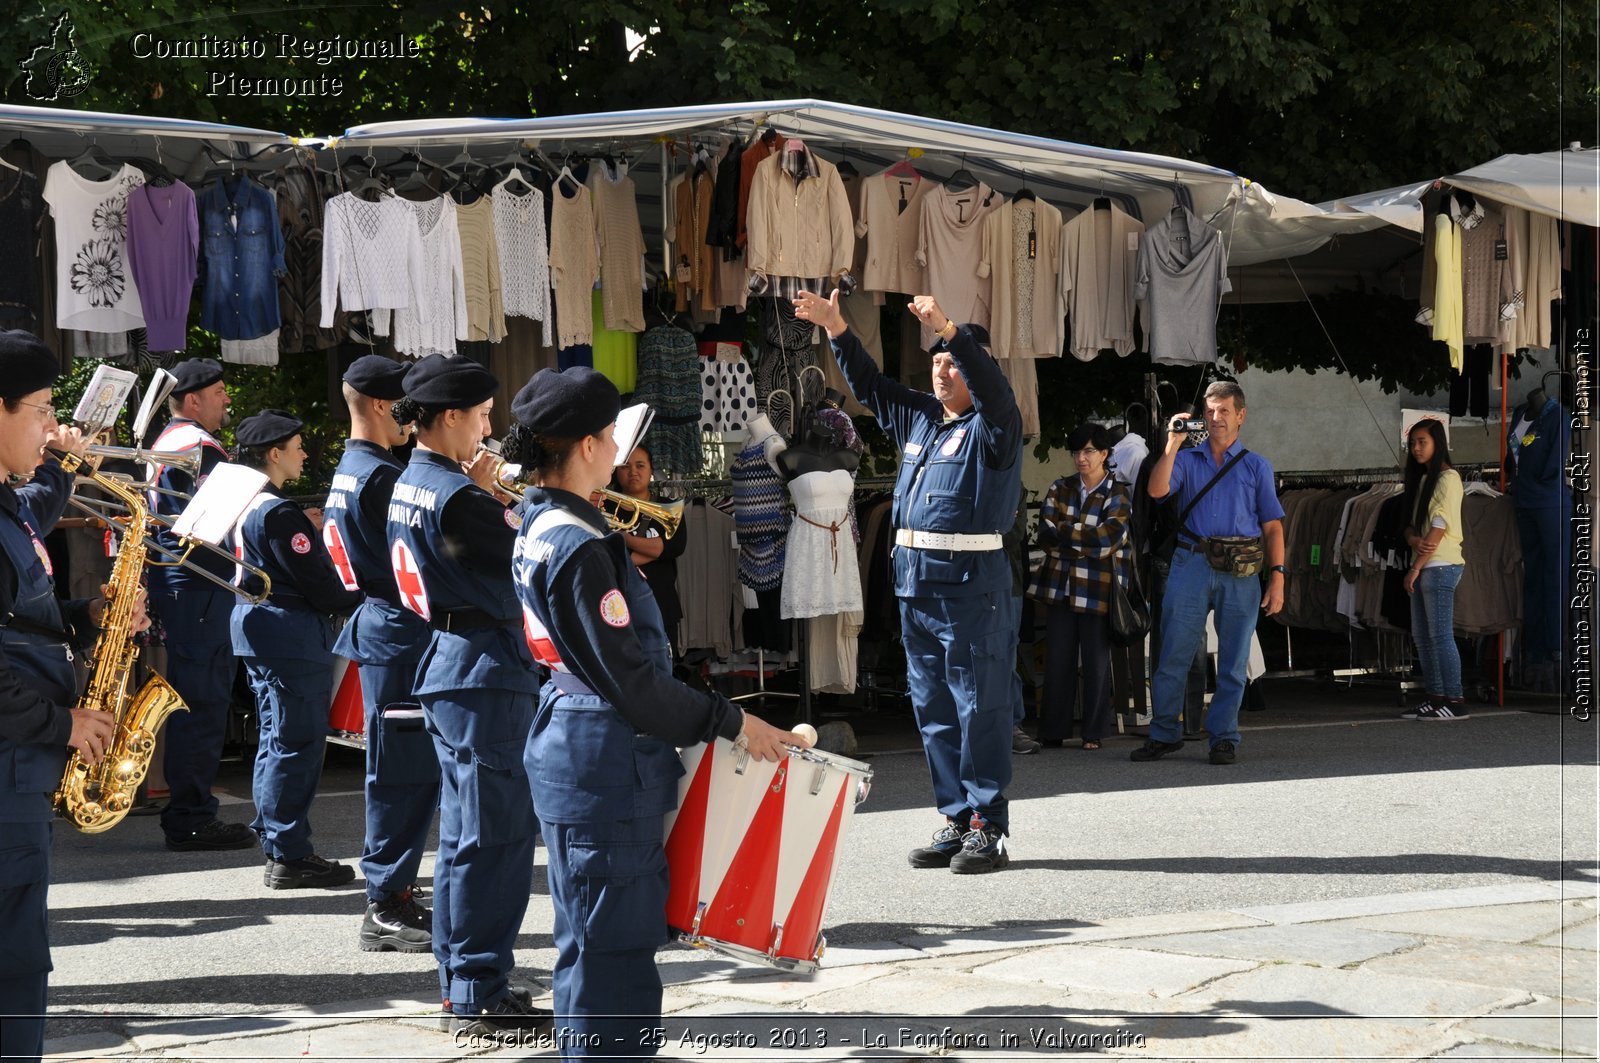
[43,161,147,333]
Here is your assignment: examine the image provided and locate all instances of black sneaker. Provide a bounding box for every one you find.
[1011,726,1042,755]
[1208,741,1237,765]
[360,889,433,953]
[1400,695,1438,720]
[908,820,967,869]
[1416,701,1469,721]
[266,853,357,890]
[949,815,1009,874]
[450,986,553,1041]
[165,819,257,852]
[1130,739,1185,762]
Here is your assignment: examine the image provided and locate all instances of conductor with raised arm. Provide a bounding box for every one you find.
[794,289,1023,874]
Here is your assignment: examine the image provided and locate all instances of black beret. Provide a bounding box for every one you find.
[511,367,621,437]
[0,330,59,401]
[343,354,409,400]
[234,408,304,449]
[170,357,225,396]
[931,323,991,354]
[402,353,498,409]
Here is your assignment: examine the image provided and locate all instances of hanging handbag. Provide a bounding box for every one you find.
[1108,556,1150,648]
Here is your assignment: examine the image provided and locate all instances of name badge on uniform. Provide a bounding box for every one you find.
[904,441,923,456]
[940,427,968,456]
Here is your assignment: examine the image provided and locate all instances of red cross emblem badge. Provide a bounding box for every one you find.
[390,539,431,620]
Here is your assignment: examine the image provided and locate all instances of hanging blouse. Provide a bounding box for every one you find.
[917,180,1002,348]
[492,178,550,323]
[377,195,468,357]
[635,325,704,476]
[589,164,646,332]
[319,192,425,328]
[43,161,147,332]
[456,197,506,343]
[548,178,598,349]
[0,167,42,327]
[125,180,198,352]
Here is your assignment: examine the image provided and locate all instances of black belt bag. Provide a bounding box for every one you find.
[1205,536,1265,578]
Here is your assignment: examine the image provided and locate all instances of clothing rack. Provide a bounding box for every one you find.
[655,474,897,725]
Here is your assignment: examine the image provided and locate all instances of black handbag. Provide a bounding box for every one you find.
[1108,561,1150,648]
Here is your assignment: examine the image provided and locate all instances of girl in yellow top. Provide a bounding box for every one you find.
[1401,418,1467,720]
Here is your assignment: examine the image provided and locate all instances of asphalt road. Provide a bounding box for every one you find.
[42,687,1597,1040]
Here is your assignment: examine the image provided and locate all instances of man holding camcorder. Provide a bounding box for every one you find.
[1132,381,1285,766]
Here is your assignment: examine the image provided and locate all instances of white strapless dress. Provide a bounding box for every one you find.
[780,468,863,619]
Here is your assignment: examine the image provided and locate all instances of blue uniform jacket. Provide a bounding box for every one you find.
[324,439,429,665]
[514,488,742,823]
[230,487,363,660]
[0,462,81,822]
[831,325,1023,597]
[387,449,535,697]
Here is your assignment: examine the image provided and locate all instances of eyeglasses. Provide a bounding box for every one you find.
[15,400,56,420]
[1070,448,1106,457]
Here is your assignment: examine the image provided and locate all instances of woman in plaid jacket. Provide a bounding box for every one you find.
[1026,424,1133,749]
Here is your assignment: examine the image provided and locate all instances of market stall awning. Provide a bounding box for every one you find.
[0,102,296,180]
[1445,147,1600,227]
[336,98,1245,224]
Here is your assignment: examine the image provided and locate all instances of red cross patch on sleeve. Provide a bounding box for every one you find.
[290,532,312,554]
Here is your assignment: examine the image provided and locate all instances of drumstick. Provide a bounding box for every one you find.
[791,723,818,745]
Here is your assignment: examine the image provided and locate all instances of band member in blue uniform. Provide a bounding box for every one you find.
[385,354,549,1038]
[231,410,364,888]
[508,367,800,1059]
[795,289,1023,874]
[324,355,439,951]
[0,331,140,1063]
[147,358,256,852]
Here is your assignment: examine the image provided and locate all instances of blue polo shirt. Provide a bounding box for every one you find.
[1167,439,1284,543]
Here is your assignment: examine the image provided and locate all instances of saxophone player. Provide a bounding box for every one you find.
[0,330,146,1063]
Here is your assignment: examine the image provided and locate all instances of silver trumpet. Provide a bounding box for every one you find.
[84,444,202,477]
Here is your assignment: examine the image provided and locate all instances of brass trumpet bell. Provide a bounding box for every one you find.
[597,488,684,538]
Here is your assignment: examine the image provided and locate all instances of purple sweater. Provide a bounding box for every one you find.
[126,182,198,351]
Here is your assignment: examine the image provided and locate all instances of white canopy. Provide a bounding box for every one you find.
[336,97,1246,227]
[1445,147,1600,228]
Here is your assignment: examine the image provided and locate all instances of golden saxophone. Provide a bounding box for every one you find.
[53,451,187,833]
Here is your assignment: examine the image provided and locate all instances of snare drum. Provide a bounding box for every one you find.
[663,737,872,974]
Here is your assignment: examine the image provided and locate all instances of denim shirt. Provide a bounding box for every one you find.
[198,173,285,340]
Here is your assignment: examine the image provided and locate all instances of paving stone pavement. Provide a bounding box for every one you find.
[43,881,1599,1061]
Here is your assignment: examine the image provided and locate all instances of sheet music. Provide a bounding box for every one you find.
[613,402,655,466]
[134,368,178,442]
[171,463,267,545]
[72,365,137,434]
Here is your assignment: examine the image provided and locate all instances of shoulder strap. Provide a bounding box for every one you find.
[1177,448,1250,544]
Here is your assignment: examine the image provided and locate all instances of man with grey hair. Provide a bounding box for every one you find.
[1132,380,1285,765]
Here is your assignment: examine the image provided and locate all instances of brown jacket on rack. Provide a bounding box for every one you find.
[744,146,855,283]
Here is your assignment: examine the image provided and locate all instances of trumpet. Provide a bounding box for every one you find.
[84,445,201,477]
[597,488,684,538]
[487,455,682,538]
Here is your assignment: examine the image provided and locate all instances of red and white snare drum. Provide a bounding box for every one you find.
[663,737,872,974]
[327,658,366,749]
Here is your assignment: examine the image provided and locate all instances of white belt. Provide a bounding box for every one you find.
[894,529,1004,552]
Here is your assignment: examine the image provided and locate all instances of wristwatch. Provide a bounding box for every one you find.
[1268,564,1286,575]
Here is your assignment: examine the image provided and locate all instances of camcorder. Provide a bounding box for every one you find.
[1170,417,1206,433]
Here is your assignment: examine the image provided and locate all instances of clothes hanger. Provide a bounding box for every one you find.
[67,138,117,179]
[0,152,18,174]
[835,153,858,178]
[945,155,977,193]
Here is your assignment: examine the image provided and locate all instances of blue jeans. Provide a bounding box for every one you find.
[1149,550,1259,747]
[1410,564,1464,698]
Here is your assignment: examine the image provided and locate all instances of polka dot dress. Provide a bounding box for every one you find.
[699,342,756,433]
